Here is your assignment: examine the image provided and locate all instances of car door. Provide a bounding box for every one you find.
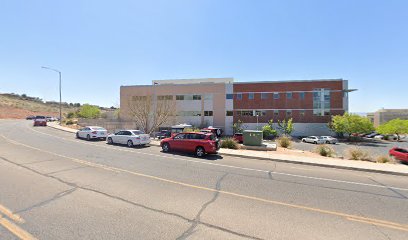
[80,128,89,138]
[123,131,133,144]
[172,133,186,151]
[112,131,123,144]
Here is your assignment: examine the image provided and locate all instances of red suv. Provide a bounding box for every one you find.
[389,147,408,163]
[160,132,220,157]
[33,116,47,127]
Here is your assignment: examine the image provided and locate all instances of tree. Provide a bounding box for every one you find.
[377,118,408,141]
[128,96,176,134]
[330,113,374,138]
[77,104,101,119]
[277,118,294,136]
[233,119,244,134]
[262,125,277,139]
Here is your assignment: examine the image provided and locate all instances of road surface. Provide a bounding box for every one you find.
[0,120,407,240]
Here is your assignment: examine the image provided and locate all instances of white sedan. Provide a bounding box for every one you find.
[320,136,338,144]
[301,136,325,144]
[76,126,108,141]
[107,130,151,147]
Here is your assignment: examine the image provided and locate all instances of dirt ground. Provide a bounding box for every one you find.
[0,106,59,119]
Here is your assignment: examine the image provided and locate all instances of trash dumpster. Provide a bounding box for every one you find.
[243,130,263,146]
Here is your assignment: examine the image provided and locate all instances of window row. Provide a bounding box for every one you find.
[227,92,307,100]
[176,111,213,117]
[230,109,331,117]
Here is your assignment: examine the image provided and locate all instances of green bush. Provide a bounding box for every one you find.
[262,125,277,139]
[277,136,291,148]
[66,112,76,119]
[78,104,100,119]
[183,127,200,132]
[346,147,371,161]
[314,145,336,157]
[220,137,240,149]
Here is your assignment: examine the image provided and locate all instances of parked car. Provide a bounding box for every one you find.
[365,132,379,138]
[46,116,57,122]
[107,130,150,147]
[171,124,193,137]
[233,133,243,143]
[76,126,108,141]
[320,136,338,144]
[156,130,171,139]
[201,127,223,137]
[33,116,47,126]
[389,147,408,163]
[160,132,220,157]
[374,135,384,140]
[301,136,325,144]
[26,115,35,120]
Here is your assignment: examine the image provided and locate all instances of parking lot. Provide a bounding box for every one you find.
[291,138,408,158]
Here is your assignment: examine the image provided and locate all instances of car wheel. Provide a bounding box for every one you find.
[162,143,170,152]
[196,147,205,157]
[107,137,113,144]
[76,132,80,139]
[86,134,91,141]
[326,141,330,144]
[313,141,317,144]
[302,139,305,143]
[127,140,134,147]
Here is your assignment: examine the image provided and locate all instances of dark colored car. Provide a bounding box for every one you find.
[26,115,35,120]
[33,116,47,126]
[233,133,243,143]
[160,132,220,157]
[156,130,171,139]
[389,147,408,163]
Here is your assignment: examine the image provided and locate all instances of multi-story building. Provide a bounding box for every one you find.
[120,78,352,136]
[368,109,408,127]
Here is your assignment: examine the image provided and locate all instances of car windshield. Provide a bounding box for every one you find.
[132,131,144,135]
[35,116,45,119]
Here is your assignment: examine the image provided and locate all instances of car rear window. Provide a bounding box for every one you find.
[92,127,106,131]
[132,131,144,135]
[36,116,46,119]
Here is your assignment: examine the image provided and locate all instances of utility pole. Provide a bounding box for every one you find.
[42,66,62,125]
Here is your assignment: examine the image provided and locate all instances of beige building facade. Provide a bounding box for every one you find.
[369,109,408,127]
[120,78,234,135]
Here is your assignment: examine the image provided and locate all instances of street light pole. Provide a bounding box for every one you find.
[42,66,62,125]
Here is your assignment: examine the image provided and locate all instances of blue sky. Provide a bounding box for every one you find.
[0,0,407,112]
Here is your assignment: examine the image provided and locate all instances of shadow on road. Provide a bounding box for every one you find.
[161,151,224,161]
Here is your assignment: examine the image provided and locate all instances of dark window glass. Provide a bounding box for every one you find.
[236,93,242,100]
[226,111,233,116]
[299,92,305,100]
[286,92,293,99]
[226,94,233,99]
[273,93,280,99]
[248,93,254,100]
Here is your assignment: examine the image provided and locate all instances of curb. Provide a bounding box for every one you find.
[219,152,408,177]
[46,125,408,176]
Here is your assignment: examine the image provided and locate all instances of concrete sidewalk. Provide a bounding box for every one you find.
[48,123,408,176]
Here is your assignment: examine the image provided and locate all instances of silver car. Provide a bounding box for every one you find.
[107,130,151,147]
[320,136,338,144]
[301,136,325,144]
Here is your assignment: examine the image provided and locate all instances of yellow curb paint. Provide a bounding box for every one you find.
[1,134,408,232]
[0,204,25,224]
[0,214,37,240]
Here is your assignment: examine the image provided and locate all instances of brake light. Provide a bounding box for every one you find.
[92,131,97,134]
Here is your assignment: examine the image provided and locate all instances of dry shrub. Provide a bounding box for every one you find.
[346,147,372,161]
[277,136,292,148]
[220,137,240,149]
[314,145,336,157]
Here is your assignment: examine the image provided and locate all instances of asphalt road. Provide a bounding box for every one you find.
[0,120,408,240]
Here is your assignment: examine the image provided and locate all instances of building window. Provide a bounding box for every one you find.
[324,109,331,116]
[204,111,213,116]
[286,92,293,99]
[313,89,331,117]
[255,110,266,116]
[286,110,292,117]
[237,110,253,116]
[177,111,201,116]
[299,92,305,100]
[226,111,233,116]
[261,93,268,99]
[300,110,306,117]
[193,95,201,100]
[226,94,233,99]
[132,96,147,101]
[274,110,279,117]
[157,95,173,100]
[273,92,280,99]
[248,92,254,100]
[313,109,323,116]
[236,93,242,100]
[176,95,184,100]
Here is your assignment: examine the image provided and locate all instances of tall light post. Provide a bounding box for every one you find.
[41,66,62,125]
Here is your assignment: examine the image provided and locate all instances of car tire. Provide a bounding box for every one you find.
[195,146,205,157]
[302,139,305,143]
[326,141,330,144]
[313,141,317,144]
[76,132,80,139]
[162,143,170,152]
[86,134,91,141]
[107,137,113,144]
[127,140,133,147]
